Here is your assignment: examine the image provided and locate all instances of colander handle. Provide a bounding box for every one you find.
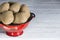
[31,13,35,18]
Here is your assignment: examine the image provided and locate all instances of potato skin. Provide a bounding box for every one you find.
[13,4,30,24]
[1,11,14,25]
[13,12,29,24]
[0,2,30,24]
[20,4,30,13]
[0,2,9,13]
[10,2,21,13]
[0,14,2,22]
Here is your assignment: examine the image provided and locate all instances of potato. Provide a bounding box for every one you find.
[13,4,30,24]
[0,14,2,22]
[10,2,21,13]
[20,4,30,19]
[13,12,29,24]
[1,11,14,25]
[20,4,30,13]
[0,2,9,13]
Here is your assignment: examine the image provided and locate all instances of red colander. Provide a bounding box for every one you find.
[0,12,35,37]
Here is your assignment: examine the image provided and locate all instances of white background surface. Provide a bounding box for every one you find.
[0,0,60,40]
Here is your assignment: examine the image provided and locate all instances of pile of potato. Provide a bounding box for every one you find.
[0,2,30,25]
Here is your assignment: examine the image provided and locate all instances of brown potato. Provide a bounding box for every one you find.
[0,2,9,13]
[13,12,30,24]
[20,4,30,13]
[1,11,14,25]
[13,4,30,24]
[10,2,21,13]
[0,14,2,22]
